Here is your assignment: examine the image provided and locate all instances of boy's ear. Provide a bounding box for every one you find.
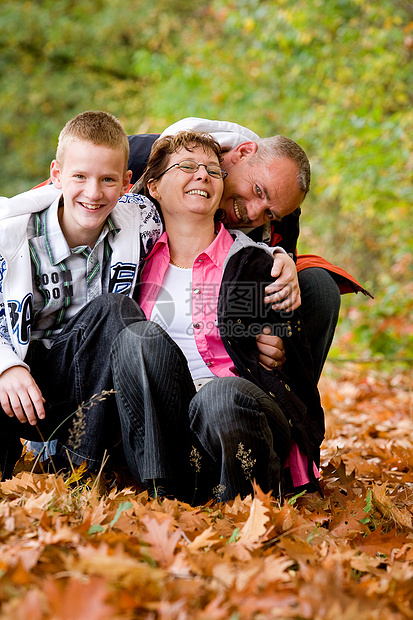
[50,160,63,189]
[121,169,133,195]
[229,141,258,164]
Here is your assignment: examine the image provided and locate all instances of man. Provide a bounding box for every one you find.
[127,117,370,381]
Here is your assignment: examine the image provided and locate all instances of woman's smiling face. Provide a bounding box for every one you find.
[149,146,224,221]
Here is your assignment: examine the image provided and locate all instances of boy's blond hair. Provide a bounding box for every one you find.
[56,110,129,171]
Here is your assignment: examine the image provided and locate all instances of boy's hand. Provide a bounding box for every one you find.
[264,253,301,312]
[257,327,286,371]
[0,367,45,425]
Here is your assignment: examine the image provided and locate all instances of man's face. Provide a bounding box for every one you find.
[219,146,305,228]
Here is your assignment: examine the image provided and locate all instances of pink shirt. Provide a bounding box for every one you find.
[140,224,237,377]
[139,223,319,488]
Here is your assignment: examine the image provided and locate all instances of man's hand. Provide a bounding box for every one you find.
[264,252,301,312]
[257,327,286,371]
[0,366,45,425]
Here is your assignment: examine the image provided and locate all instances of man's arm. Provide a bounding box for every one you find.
[160,117,259,149]
[127,134,159,185]
[244,207,301,313]
[255,253,300,369]
[264,252,301,312]
[127,119,258,189]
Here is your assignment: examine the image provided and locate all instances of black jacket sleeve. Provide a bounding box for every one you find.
[127,134,160,184]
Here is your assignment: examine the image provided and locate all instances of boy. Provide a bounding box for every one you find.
[0,110,162,480]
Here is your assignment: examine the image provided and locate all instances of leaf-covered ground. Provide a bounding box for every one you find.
[0,366,412,619]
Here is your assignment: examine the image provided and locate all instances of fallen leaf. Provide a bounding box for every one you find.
[237,498,270,546]
[187,525,221,551]
[43,576,115,620]
[142,515,181,566]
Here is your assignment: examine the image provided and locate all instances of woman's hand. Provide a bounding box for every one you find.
[256,327,286,371]
[0,366,45,425]
[264,252,301,312]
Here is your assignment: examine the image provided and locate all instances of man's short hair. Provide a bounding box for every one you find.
[252,135,311,196]
[140,130,223,193]
[56,110,130,171]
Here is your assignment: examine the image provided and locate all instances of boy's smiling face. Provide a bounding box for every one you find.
[50,140,132,248]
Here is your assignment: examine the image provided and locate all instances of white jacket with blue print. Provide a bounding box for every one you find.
[0,185,162,375]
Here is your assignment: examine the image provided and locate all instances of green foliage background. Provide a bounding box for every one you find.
[1,0,412,359]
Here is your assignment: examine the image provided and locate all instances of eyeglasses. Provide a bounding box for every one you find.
[157,159,228,180]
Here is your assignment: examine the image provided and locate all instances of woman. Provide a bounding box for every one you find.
[111,131,324,503]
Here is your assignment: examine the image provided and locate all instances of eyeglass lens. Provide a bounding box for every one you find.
[178,160,225,179]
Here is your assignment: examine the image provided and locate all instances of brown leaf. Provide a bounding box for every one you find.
[271,500,298,534]
[237,498,270,546]
[0,589,44,620]
[352,526,413,559]
[43,576,115,620]
[212,561,261,592]
[142,515,181,566]
[329,489,369,537]
[279,535,317,564]
[187,525,221,551]
[252,480,274,509]
[373,483,413,529]
[75,541,155,581]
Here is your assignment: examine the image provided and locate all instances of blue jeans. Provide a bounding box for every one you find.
[111,320,291,503]
[298,268,341,382]
[0,293,146,479]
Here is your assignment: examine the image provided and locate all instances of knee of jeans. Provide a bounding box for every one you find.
[125,319,166,339]
[316,270,341,311]
[91,292,123,309]
[111,319,166,355]
[191,377,256,429]
[107,293,147,317]
[196,376,238,403]
[87,292,139,318]
[299,268,341,317]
